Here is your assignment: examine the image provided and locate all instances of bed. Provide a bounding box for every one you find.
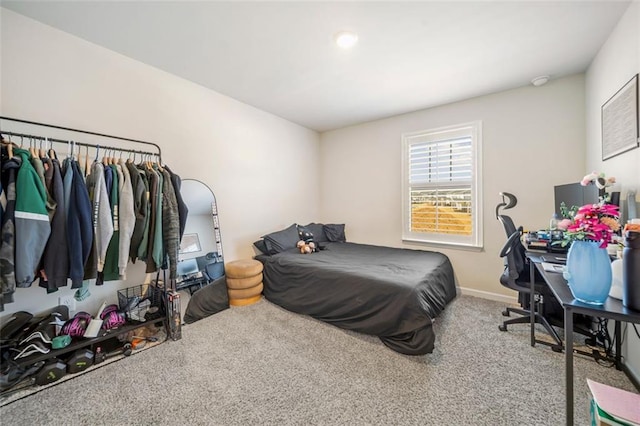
[255,239,457,355]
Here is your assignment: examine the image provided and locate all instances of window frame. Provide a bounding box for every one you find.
[401,121,483,250]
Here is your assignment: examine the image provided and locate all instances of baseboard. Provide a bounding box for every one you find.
[457,286,517,304]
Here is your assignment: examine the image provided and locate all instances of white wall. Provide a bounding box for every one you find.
[585,1,640,385]
[320,74,586,300]
[0,9,319,315]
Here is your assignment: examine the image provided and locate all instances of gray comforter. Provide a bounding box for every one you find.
[256,242,457,355]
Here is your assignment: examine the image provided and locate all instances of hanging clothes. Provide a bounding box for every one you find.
[104,164,113,201]
[40,157,68,293]
[14,148,51,287]
[165,166,188,241]
[126,161,147,263]
[0,153,20,308]
[87,162,113,274]
[151,166,164,270]
[160,168,179,281]
[144,166,159,273]
[2,124,171,309]
[103,164,120,282]
[30,155,55,220]
[66,160,93,288]
[117,159,135,279]
[136,167,151,262]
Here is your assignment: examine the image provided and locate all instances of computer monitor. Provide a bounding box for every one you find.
[177,258,199,277]
[554,183,599,217]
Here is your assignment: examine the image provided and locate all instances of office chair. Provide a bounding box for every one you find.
[496,193,562,350]
[499,230,562,350]
[198,252,223,281]
[495,192,519,237]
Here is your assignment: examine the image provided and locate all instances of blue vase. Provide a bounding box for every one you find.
[563,240,612,305]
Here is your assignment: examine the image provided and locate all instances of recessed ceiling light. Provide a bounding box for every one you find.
[531,75,550,87]
[334,31,358,49]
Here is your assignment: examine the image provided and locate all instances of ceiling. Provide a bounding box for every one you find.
[2,1,630,132]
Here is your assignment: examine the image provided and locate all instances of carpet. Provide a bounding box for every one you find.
[0,295,636,425]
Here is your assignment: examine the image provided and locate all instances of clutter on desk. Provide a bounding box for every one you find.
[523,230,568,253]
[541,262,565,274]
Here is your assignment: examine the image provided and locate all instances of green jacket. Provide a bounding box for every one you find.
[14,149,51,287]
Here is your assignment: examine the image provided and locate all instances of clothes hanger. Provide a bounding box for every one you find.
[155,153,164,172]
[77,143,84,170]
[39,138,46,158]
[102,147,109,166]
[29,137,37,159]
[1,134,15,159]
[84,145,90,177]
[48,138,57,160]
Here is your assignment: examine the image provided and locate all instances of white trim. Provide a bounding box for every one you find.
[402,238,484,252]
[457,286,518,304]
[14,211,49,221]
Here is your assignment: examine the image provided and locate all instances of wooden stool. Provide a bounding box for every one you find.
[225,259,264,306]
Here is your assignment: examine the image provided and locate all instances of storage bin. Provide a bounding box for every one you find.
[117,284,165,323]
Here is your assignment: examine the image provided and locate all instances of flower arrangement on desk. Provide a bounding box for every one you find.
[580,171,616,188]
[560,202,620,248]
[556,171,620,241]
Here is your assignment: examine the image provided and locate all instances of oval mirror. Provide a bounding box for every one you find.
[177,179,224,292]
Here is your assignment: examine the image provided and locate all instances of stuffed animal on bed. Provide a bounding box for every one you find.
[297,226,320,254]
[297,240,316,254]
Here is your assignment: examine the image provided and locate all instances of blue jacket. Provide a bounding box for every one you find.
[66,160,93,288]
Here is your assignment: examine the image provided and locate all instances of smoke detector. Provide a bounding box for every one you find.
[531,75,550,87]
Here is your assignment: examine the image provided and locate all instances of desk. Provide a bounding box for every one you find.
[176,276,209,295]
[528,253,640,425]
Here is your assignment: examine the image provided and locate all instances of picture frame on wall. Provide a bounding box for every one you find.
[601,74,639,161]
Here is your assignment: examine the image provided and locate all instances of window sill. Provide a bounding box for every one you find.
[402,238,484,252]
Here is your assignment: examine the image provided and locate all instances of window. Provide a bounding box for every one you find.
[401,121,482,249]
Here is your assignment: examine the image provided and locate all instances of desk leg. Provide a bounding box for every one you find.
[615,321,622,370]
[530,262,535,347]
[565,307,574,426]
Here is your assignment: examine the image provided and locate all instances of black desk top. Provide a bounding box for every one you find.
[528,252,640,322]
[176,275,208,291]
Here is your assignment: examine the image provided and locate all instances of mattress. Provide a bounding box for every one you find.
[255,242,457,355]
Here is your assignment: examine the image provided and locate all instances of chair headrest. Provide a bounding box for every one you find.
[495,192,518,219]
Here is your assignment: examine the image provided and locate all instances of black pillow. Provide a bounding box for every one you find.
[262,224,300,254]
[253,240,269,255]
[324,224,346,242]
[297,225,315,243]
[303,223,327,242]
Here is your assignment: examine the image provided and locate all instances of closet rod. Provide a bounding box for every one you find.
[1,130,159,159]
[0,116,162,161]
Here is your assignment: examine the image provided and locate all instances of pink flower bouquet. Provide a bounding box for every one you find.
[563,203,620,248]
